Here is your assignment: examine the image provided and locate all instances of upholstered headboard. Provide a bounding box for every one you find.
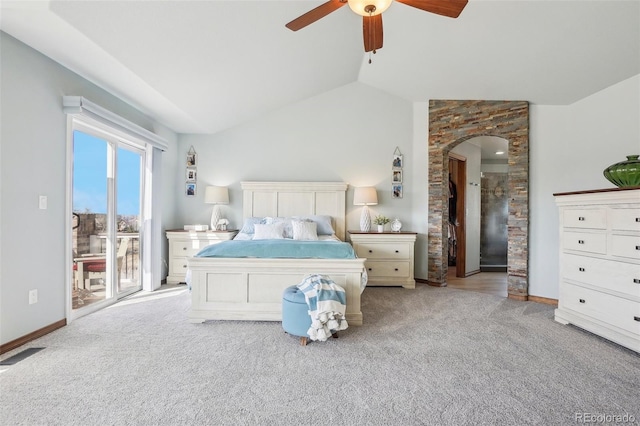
[240,182,348,240]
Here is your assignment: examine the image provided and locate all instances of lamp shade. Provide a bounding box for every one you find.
[353,187,378,206]
[204,186,229,205]
[348,0,392,16]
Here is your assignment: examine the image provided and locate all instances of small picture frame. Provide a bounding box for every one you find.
[392,154,403,169]
[392,169,403,183]
[186,168,197,182]
[186,183,196,196]
[186,153,197,167]
[392,184,403,199]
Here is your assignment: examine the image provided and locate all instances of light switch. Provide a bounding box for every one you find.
[39,195,47,210]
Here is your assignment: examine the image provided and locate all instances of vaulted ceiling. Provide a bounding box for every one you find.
[2,0,638,134]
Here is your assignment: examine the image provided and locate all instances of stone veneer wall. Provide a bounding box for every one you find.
[428,100,529,298]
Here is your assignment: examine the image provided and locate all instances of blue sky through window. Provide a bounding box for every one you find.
[73,130,140,215]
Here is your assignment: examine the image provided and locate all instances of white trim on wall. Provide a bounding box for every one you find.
[63,96,168,151]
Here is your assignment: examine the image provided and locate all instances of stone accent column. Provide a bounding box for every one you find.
[427,100,529,298]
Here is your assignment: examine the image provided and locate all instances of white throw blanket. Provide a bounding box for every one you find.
[297,274,348,342]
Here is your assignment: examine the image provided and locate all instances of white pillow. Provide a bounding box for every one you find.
[291,215,335,235]
[292,220,318,241]
[253,223,285,240]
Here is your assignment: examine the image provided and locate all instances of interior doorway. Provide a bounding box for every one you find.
[448,153,466,278]
[428,100,529,300]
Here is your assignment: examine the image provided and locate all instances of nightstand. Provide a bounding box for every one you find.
[165,229,238,284]
[348,231,417,289]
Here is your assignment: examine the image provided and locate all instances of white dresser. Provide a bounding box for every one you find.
[554,188,640,352]
[348,231,417,289]
[165,230,238,284]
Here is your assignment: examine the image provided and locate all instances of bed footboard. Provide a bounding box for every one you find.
[187,257,366,325]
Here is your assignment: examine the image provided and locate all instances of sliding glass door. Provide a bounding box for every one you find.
[71,128,144,316]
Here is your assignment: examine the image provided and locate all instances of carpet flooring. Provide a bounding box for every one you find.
[1,284,638,425]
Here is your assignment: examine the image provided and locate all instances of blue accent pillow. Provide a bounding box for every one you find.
[239,217,266,234]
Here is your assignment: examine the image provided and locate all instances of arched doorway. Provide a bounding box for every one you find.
[427,100,529,300]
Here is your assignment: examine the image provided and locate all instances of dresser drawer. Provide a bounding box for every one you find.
[610,208,640,232]
[563,208,607,229]
[610,234,640,261]
[354,243,411,260]
[562,231,607,254]
[563,253,640,298]
[560,283,640,335]
[365,261,410,278]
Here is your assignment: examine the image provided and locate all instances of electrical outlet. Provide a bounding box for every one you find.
[39,195,47,210]
[29,289,38,305]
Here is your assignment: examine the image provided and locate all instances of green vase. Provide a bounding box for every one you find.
[603,155,640,188]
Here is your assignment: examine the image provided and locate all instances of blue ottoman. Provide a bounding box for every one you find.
[282,285,312,346]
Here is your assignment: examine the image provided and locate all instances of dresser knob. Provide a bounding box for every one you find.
[394,268,399,271]
[578,240,585,245]
[368,268,372,271]
[579,299,585,303]
[634,278,640,284]
[182,265,187,268]
[636,245,640,251]
[634,317,640,322]
[578,267,585,272]
[368,250,373,253]
[636,218,640,222]
[578,217,585,221]
[183,247,187,251]
[395,250,399,253]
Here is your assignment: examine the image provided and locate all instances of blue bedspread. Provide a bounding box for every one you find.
[195,239,357,259]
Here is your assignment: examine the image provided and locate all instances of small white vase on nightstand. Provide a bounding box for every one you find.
[377,224,384,232]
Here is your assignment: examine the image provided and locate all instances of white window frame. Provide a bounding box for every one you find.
[64,96,167,322]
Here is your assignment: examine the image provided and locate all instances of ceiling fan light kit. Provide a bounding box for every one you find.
[285,0,468,56]
[348,0,393,16]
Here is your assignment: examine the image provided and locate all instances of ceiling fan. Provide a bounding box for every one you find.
[286,0,468,56]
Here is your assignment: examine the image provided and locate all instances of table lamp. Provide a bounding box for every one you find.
[353,187,378,232]
[204,186,229,230]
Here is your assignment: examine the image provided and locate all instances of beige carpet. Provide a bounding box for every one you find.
[1,284,638,425]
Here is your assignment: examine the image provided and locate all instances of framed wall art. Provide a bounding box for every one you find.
[392,147,404,198]
[392,184,403,199]
[186,146,197,196]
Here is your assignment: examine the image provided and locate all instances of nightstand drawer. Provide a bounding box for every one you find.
[562,231,606,254]
[171,258,190,275]
[365,261,410,278]
[563,208,606,229]
[172,240,208,257]
[354,243,411,259]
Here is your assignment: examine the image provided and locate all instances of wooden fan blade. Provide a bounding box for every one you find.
[285,0,347,31]
[363,15,383,53]
[396,0,468,18]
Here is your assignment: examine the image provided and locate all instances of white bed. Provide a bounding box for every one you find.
[187,181,366,325]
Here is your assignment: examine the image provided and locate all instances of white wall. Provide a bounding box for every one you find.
[529,74,640,299]
[0,33,178,345]
[177,82,416,246]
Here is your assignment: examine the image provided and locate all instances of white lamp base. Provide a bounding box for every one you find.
[210,205,221,231]
[360,206,371,232]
